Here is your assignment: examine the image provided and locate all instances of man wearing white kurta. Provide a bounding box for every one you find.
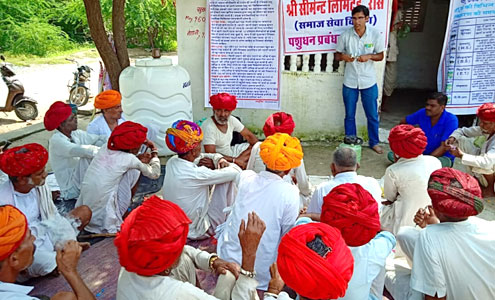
[217,133,303,291]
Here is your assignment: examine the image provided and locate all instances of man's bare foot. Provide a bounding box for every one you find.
[482,186,495,198]
[372,145,383,154]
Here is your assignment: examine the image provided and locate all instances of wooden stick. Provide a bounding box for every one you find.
[78,233,117,239]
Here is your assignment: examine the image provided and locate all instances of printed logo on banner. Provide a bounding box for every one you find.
[282,0,390,54]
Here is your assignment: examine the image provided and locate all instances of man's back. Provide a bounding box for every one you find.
[411,217,495,299]
[217,170,299,290]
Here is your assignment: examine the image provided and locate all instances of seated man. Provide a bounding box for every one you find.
[0,143,91,279]
[390,92,458,167]
[396,168,495,300]
[44,101,107,200]
[163,120,241,239]
[265,222,354,300]
[87,90,125,136]
[217,133,302,292]
[306,147,382,216]
[321,183,395,300]
[446,102,495,197]
[115,195,265,300]
[382,124,441,235]
[76,121,160,234]
[0,205,95,300]
[202,93,258,169]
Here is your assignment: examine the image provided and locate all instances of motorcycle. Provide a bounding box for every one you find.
[67,58,92,107]
[0,55,38,121]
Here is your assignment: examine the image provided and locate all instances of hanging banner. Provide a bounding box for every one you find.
[438,0,495,115]
[205,0,281,110]
[282,0,390,54]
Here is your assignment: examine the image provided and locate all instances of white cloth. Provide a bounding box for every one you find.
[338,232,396,300]
[163,154,241,239]
[410,217,495,299]
[76,145,160,233]
[451,126,495,174]
[336,25,385,89]
[217,171,300,290]
[0,282,37,300]
[116,246,259,300]
[386,10,402,62]
[86,114,125,137]
[48,130,107,199]
[201,116,245,157]
[307,171,382,214]
[0,170,7,185]
[381,155,441,234]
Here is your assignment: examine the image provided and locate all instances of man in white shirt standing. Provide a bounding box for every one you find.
[76,121,161,234]
[202,93,259,169]
[163,120,241,239]
[335,5,385,154]
[217,133,303,293]
[306,147,382,216]
[44,101,107,200]
[86,90,125,136]
[0,143,91,279]
[396,167,495,300]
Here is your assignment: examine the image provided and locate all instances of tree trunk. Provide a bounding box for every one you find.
[112,0,130,70]
[83,0,123,91]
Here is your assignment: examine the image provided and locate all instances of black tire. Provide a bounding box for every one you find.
[69,85,89,107]
[14,100,38,121]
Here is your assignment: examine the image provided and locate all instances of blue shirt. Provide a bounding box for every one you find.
[405,108,458,160]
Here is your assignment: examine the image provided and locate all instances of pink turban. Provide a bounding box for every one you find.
[388,124,427,159]
[263,112,295,137]
[209,93,237,111]
[321,183,381,247]
[477,103,495,122]
[108,121,148,151]
[0,143,48,177]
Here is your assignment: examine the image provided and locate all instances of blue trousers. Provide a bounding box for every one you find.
[342,84,380,147]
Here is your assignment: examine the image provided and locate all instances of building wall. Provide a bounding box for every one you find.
[177,0,386,137]
[396,0,450,90]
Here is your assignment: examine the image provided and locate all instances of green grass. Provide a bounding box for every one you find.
[4,44,98,66]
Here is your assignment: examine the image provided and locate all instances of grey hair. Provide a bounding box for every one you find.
[332,148,357,168]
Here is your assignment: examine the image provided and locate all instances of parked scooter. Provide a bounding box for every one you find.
[0,55,38,121]
[67,58,92,107]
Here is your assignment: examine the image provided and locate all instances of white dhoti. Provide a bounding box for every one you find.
[457,136,493,185]
[117,169,141,216]
[207,181,237,234]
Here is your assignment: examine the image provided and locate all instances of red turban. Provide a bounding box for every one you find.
[44,101,73,131]
[277,222,354,299]
[94,90,122,109]
[428,167,484,218]
[321,183,381,247]
[108,121,148,151]
[209,93,237,111]
[166,120,203,154]
[0,143,48,177]
[263,112,296,137]
[114,195,191,276]
[260,133,303,171]
[477,103,495,122]
[0,205,28,261]
[388,124,427,159]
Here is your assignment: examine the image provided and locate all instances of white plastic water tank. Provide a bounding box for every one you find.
[120,57,193,156]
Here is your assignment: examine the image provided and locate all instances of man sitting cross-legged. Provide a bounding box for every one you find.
[216,133,303,293]
[163,120,242,239]
[0,144,91,280]
[0,205,95,300]
[76,121,161,234]
[87,90,125,136]
[115,195,266,300]
[396,168,495,300]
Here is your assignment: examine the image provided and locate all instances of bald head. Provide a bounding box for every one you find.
[331,148,358,175]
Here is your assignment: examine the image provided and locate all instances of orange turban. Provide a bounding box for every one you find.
[388,124,427,159]
[0,205,28,261]
[44,101,75,131]
[114,195,191,276]
[263,112,295,137]
[259,133,303,171]
[321,183,381,247]
[0,143,48,177]
[209,93,237,111]
[166,120,203,154]
[477,103,495,122]
[277,222,354,299]
[108,121,148,151]
[428,168,484,218]
[94,90,122,109]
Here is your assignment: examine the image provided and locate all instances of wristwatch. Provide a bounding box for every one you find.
[240,268,256,278]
